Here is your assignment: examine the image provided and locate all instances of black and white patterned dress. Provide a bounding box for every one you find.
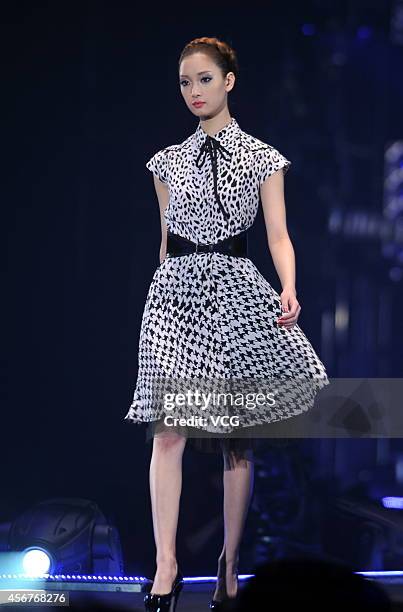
[124,116,329,456]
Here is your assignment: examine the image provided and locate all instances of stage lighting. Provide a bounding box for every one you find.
[0,498,124,576]
[22,548,52,576]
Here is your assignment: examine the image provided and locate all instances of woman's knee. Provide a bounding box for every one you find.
[152,432,187,454]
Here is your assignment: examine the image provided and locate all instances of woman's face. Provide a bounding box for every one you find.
[179,52,234,119]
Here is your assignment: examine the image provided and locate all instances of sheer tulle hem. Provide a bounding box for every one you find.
[144,417,298,460]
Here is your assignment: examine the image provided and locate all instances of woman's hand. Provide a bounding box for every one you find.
[277,287,301,329]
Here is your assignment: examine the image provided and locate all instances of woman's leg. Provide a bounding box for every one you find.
[149,432,187,595]
[213,447,255,600]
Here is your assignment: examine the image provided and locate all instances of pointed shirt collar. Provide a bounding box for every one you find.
[194,116,241,150]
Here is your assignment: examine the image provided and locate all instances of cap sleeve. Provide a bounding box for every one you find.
[258,146,291,185]
[146,149,168,184]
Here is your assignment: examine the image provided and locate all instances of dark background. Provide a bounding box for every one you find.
[3,0,403,577]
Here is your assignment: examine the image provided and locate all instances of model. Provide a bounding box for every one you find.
[124,36,330,611]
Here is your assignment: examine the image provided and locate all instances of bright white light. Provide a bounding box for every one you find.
[22,549,51,576]
[382,496,403,509]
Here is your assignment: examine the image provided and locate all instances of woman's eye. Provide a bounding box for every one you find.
[179,77,212,87]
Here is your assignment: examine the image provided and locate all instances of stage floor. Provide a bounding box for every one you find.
[2,573,403,610]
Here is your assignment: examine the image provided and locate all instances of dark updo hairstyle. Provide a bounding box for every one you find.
[178,36,239,84]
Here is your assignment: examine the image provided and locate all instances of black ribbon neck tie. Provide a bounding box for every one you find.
[195,135,232,221]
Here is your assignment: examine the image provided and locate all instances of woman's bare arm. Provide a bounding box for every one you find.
[260,169,296,293]
[151,175,169,264]
[260,169,301,328]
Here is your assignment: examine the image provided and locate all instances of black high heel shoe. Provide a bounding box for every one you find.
[144,567,184,611]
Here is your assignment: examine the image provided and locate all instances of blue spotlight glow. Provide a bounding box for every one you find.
[302,23,316,36]
[389,267,403,282]
[22,548,51,576]
[357,26,372,40]
[382,496,403,509]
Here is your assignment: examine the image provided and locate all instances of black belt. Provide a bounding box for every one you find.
[166,229,249,258]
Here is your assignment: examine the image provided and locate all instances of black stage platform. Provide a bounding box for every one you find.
[2,572,403,610]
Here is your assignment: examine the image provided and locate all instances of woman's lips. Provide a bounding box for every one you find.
[193,102,205,108]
